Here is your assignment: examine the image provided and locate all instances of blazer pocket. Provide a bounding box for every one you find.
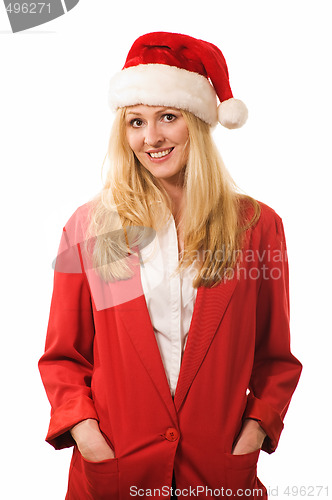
[224,448,261,470]
[81,455,119,500]
[223,449,263,499]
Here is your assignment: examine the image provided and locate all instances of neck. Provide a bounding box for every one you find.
[158,179,185,222]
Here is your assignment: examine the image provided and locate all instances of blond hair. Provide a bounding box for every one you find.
[84,108,260,287]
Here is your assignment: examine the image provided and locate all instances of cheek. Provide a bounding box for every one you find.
[126,131,141,154]
[173,124,189,146]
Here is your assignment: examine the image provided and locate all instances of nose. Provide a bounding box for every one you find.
[144,122,164,147]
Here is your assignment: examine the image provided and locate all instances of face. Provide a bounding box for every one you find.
[125,105,189,187]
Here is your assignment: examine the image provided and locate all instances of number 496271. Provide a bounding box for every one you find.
[6,3,51,14]
[284,486,329,496]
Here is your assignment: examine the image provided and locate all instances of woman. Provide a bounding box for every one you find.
[39,32,302,499]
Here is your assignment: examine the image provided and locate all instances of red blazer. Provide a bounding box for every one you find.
[39,201,302,499]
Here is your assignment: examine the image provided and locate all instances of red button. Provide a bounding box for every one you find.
[165,428,179,442]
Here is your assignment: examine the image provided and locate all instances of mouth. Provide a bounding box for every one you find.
[147,147,174,159]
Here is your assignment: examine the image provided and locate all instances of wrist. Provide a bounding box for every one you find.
[70,419,100,443]
[244,418,267,437]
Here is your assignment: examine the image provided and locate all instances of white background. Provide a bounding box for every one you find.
[1,0,331,498]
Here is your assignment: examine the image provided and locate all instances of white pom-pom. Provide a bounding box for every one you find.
[217,98,248,129]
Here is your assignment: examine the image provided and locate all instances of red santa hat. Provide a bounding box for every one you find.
[108,31,248,129]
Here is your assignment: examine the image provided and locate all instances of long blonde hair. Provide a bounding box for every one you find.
[84,108,260,287]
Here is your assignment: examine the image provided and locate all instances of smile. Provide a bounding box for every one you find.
[148,148,174,158]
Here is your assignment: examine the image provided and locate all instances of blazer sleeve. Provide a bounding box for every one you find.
[243,207,302,454]
[38,209,99,450]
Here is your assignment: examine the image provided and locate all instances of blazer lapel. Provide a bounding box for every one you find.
[115,253,178,424]
[174,276,238,411]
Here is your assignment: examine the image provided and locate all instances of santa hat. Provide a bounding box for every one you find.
[108,31,248,129]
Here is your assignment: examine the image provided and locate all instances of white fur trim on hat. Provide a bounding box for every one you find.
[217,98,248,129]
[108,64,218,126]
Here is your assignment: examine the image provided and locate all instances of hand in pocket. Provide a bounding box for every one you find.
[232,418,266,455]
[70,418,115,462]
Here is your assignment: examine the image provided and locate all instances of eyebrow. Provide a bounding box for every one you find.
[126,107,178,117]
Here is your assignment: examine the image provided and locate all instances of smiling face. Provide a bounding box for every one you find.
[125,105,189,188]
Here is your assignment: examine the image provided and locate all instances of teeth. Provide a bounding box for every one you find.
[149,148,172,158]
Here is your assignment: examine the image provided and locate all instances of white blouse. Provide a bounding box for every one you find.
[139,214,198,396]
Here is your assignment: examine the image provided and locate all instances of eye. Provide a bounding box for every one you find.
[129,118,144,128]
[162,114,176,123]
